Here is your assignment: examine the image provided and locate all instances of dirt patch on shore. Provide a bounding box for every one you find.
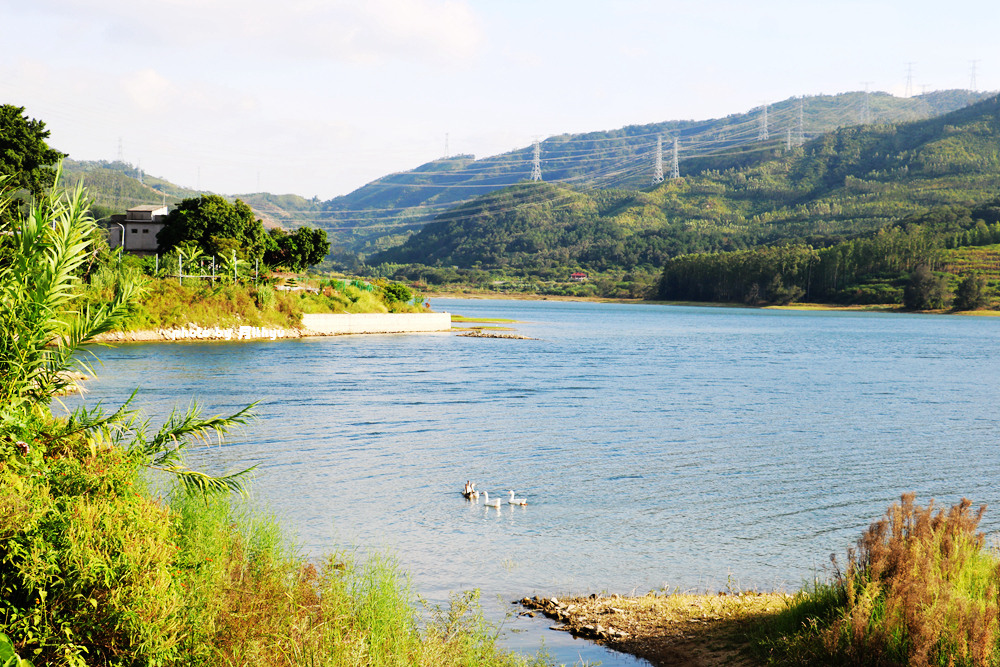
[519,592,791,666]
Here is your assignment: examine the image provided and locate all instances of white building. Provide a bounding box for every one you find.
[107,205,168,254]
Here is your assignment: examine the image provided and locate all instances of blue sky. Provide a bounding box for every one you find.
[1,0,996,199]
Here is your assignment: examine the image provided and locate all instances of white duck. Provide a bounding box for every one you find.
[482,491,502,509]
[508,490,527,505]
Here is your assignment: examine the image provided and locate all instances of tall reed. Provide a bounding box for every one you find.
[758,494,1000,666]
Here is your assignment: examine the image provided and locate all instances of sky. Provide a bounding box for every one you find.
[2,0,997,201]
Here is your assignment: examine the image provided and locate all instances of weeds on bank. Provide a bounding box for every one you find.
[756,493,1000,666]
[2,433,549,667]
[171,492,545,666]
[1,177,527,667]
[85,277,423,331]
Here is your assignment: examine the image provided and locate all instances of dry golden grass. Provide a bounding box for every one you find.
[829,493,1000,666]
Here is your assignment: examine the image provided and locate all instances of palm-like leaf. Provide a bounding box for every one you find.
[2,171,258,498]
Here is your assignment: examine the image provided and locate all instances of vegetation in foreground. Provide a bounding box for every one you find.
[524,494,1000,667]
[756,493,1000,666]
[0,181,545,666]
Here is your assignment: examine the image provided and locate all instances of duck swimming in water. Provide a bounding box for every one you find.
[507,490,527,505]
[482,491,502,509]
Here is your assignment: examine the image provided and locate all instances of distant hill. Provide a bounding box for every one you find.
[60,159,194,215]
[62,89,994,263]
[317,90,993,253]
[61,160,313,231]
[371,93,1000,280]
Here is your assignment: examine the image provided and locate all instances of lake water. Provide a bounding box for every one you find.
[65,299,1000,665]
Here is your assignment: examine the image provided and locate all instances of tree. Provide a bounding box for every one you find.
[157,195,270,262]
[903,264,949,310]
[0,104,65,201]
[264,226,330,270]
[382,281,413,303]
[952,273,989,311]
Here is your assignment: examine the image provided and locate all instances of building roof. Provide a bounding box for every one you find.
[127,205,167,213]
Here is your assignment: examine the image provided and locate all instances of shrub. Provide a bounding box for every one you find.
[0,433,182,665]
[904,264,950,310]
[761,494,1000,667]
[828,493,998,666]
[954,273,989,311]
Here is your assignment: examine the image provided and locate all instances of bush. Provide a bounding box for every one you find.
[383,281,413,304]
[760,494,1000,666]
[954,273,989,311]
[0,433,182,665]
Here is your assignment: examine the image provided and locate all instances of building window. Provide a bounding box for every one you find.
[131,228,138,233]
[142,228,149,233]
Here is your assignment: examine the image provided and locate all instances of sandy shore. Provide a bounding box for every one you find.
[519,591,791,666]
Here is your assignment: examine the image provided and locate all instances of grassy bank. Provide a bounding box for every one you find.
[83,269,429,332]
[756,493,1000,666]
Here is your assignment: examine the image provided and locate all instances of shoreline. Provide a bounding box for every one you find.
[519,591,789,667]
[94,313,454,344]
[429,291,1000,316]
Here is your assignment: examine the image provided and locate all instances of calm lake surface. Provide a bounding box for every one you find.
[66,299,1000,665]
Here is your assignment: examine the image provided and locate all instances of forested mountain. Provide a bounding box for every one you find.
[371,93,1000,302]
[61,160,323,231]
[317,90,991,252]
[60,159,192,217]
[59,89,994,274]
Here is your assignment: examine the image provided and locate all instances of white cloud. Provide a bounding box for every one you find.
[24,0,483,65]
[121,69,177,112]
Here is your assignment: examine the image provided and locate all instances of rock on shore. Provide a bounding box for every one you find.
[96,324,300,343]
[518,590,793,667]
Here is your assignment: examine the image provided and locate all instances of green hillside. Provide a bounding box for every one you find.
[58,89,995,272]
[231,192,325,231]
[60,159,193,216]
[60,160,320,232]
[319,90,992,253]
[370,93,1000,301]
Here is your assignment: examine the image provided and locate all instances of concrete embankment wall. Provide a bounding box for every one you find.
[301,312,452,335]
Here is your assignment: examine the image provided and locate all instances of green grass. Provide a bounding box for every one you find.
[0,423,550,667]
[81,276,429,332]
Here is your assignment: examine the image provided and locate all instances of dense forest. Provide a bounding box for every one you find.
[370,93,1000,306]
[657,202,1000,307]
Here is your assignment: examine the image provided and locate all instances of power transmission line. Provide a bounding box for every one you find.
[671,137,680,179]
[796,99,805,146]
[757,103,769,141]
[652,135,664,184]
[860,83,873,123]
